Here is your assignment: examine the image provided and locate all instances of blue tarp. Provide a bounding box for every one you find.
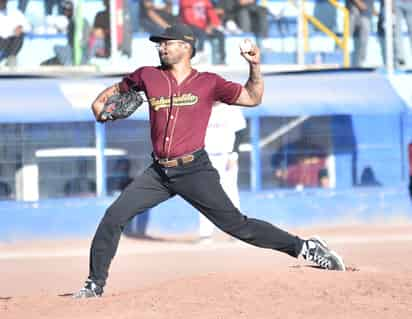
[253,70,409,116]
[0,76,148,123]
[0,70,408,123]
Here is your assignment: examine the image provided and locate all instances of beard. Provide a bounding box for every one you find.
[159,55,172,67]
[159,52,173,66]
[158,51,184,66]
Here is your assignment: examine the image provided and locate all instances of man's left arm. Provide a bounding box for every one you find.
[234,42,264,107]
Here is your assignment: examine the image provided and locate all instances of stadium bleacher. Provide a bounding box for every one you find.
[3,0,412,69]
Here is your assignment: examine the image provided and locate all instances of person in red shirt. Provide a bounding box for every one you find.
[179,0,226,64]
[73,23,346,298]
[283,156,326,188]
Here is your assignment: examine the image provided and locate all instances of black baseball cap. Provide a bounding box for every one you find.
[149,23,196,57]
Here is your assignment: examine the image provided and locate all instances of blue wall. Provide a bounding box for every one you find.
[1,187,411,241]
[331,115,356,188]
[331,114,407,188]
[351,114,405,186]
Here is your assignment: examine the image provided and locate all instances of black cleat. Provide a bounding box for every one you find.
[301,236,346,271]
[73,279,103,298]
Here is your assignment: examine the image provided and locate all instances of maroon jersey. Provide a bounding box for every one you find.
[119,66,242,158]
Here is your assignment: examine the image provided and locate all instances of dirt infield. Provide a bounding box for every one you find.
[1,223,412,319]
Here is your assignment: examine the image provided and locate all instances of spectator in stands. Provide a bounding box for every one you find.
[179,0,226,65]
[18,0,62,15]
[234,0,268,48]
[45,0,63,16]
[129,0,140,32]
[318,168,330,188]
[359,166,381,186]
[377,0,404,67]
[140,0,178,35]
[346,0,375,67]
[281,155,326,189]
[17,0,29,13]
[394,0,412,67]
[89,0,133,58]
[89,0,111,58]
[18,0,64,15]
[120,0,133,57]
[213,0,243,34]
[41,0,90,66]
[0,0,31,67]
[271,141,327,189]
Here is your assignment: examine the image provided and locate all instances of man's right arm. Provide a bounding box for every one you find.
[91,83,121,121]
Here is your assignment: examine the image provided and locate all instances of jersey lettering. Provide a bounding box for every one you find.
[150,93,199,111]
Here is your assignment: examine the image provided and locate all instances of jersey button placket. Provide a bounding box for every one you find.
[164,91,173,157]
[167,114,174,142]
[165,93,177,157]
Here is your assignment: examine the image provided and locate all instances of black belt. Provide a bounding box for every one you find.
[154,149,204,168]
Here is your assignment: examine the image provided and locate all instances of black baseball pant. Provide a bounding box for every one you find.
[89,149,304,287]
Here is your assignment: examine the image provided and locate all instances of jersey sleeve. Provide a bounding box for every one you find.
[119,67,145,93]
[213,74,243,105]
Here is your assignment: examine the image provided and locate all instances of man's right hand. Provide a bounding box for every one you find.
[240,39,260,65]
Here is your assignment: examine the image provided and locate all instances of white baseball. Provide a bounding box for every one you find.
[239,39,253,53]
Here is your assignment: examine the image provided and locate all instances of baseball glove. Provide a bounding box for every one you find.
[98,90,144,122]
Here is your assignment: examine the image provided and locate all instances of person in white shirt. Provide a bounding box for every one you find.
[199,102,247,241]
[0,0,31,66]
